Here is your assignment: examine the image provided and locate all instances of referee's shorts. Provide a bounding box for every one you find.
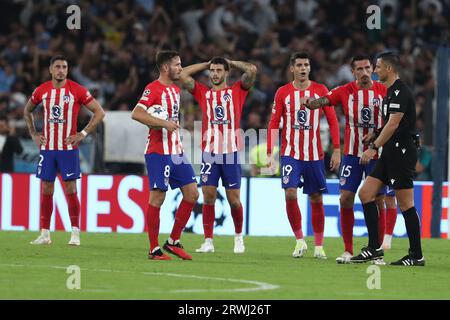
[369,138,417,190]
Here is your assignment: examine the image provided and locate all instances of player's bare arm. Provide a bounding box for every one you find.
[228,60,257,90]
[65,99,105,146]
[24,99,46,146]
[360,112,404,165]
[179,62,209,92]
[131,105,180,132]
[303,96,331,110]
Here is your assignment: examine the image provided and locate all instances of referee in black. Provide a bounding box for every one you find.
[350,52,425,266]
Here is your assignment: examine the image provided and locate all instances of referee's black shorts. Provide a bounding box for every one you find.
[369,138,417,190]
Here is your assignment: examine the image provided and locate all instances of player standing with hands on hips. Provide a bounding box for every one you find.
[351,52,424,266]
[25,55,105,246]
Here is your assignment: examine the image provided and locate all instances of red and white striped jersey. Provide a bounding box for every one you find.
[326,81,386,158]
[136,80,183,155]
[192,80,248,154]
[31,79,93,151]
[268,81,340,161]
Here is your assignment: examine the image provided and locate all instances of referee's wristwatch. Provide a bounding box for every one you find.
[369,142,379,151]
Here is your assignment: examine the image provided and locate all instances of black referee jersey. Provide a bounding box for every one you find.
[370,79,418,189]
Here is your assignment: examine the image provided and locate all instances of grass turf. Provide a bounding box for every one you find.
[0,230,449,299]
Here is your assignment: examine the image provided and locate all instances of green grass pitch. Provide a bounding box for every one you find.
[0,231,449,299]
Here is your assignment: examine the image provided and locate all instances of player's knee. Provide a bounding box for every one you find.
[149,191,165,207]
[203,193,216,205]
[358,187,374,204]
[229,199,241,209]
[339,194,354,208]
[41,182,54,195]
[397,200,413,213]
[285,189,297,201]
[185,189,199,203]
[309,193,322,203]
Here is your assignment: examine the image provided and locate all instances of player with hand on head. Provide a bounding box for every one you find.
[303,55,387,263]
[179,57,257,254]
[267,52,341,259]
[25,55,105,246]
[131,51,199,261]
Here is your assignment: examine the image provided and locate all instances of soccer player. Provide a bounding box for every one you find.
[303,55,387,263]
[179,57,257,254]
[24,55,105,246]
[131,51,199,261]
[353,52,424,266]
[267,52,341,259]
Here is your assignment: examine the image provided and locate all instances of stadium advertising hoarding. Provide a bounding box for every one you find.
[0,173,447,238]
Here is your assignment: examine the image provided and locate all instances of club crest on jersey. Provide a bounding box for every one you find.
[172,104,179,113]
[361,107,372,123]
[223,93,231,101]
[143,89,151,96]
[372,98,381,108]
[201,174,208,183]
[164,178,169,186]
[37,167,42,175]
[215,105,225,120]
[297,110,308,125]
[339,177,346,186]
[63,95,71,103]
[282,175,290,184]
[52,105,61,118]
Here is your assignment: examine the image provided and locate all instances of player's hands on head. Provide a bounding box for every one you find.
[164,121,180,133]
[65,132,85,147]
[32,133,46,146]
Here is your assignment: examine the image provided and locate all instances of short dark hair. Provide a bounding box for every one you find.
[50,55,67,66]
[377,52,401,73]
[290,52,310,66]
[209,56,229,71]
[156,50,179,71]
[351,55,371,69]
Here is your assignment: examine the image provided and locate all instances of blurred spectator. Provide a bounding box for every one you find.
[0,113,23,172]
[0,0,445,175]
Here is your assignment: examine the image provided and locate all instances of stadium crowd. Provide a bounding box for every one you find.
[0,0,447,179]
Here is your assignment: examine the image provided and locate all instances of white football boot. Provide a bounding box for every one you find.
[314,246,327,259]
[292,239,307,258]
[234,234,245,254]
[336,251,353,264]
[30,229,52,245]
[195,238,215,253]
[68,227,80,246]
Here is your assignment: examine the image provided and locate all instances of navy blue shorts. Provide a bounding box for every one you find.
[145,153,197,191]
[200,152,241,189]
[339,155,387,194]
[280,156,328,194]
[36,149,81,182]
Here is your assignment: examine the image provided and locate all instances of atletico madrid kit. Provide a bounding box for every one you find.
[136,80,196,191]
[31,79,92,181]
[191,80,248,189]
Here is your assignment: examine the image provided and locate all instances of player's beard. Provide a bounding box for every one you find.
[55,74,66,82]
[211,76,225,86]
[169,69,180,81]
